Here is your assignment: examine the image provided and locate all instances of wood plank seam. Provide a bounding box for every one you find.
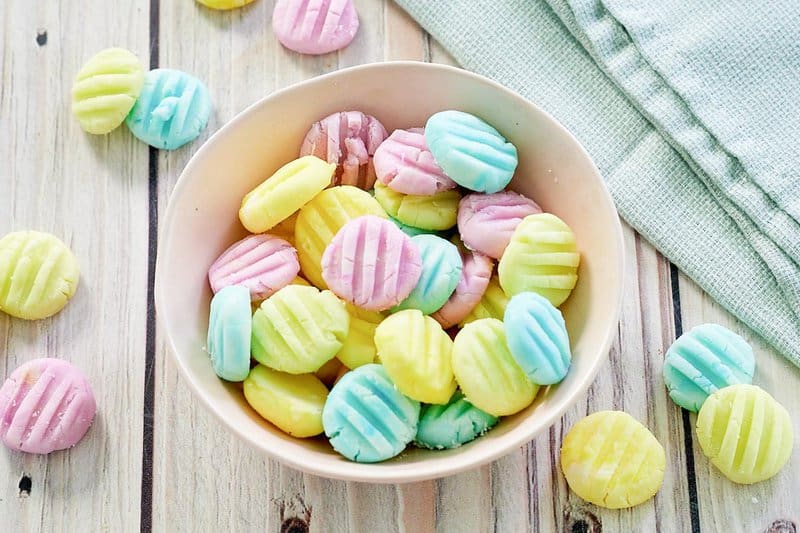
[671,263,701,533]
[140,1,161,532]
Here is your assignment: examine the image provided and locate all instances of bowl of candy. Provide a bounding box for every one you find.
[155,61,624,482]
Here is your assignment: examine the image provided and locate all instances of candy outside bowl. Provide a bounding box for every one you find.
[155,61,625,483]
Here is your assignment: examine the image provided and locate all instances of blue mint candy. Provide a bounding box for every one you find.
[503,292,571,385]
[207,285,252,382]
[425,110,518,194]
[663,323,755,412]
[415,391,498,450]
[126,68,211,150]
[322,364,420,463]
[391,234,462,314]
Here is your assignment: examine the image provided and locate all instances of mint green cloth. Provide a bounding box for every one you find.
[395,0,800,365]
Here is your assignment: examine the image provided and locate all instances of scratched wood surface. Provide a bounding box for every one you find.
[1,1,799,532]
[0,1,150,531]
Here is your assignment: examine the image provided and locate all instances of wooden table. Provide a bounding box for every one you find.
[2,1,798,531]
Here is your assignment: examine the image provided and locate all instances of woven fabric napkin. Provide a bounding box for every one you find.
[395,0,800,365]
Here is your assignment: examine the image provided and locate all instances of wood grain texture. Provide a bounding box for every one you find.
[0,1,149,531]
[678,272,800,533]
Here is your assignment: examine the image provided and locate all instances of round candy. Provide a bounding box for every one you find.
[294,186,386,288]
[373,127,456,195]
[459,274,508,327]
[373,181,459,231]
[392,235,462,315]
[504,292,571,385]
[300,111,387,189]
[561,411,666,509]
[0,231,80,320]
[322,215,421,311]
[457,191,541,259]
[374,309,456,404]
[196,0,254,9]
[0,358,96,454]
[696,384,793,484]
[207,285,252,382]
[269,212,299,246]
[239,155,334,234]
[273,0,360,55]
[424,110,518,194]
[71,48,144,135]
[415,391,498,450]
[452,318,538,416]
[125,68,212,150]
[498,213,580,307]
[208,234,299,301]
[243,365,328,438]
[337,303,383,369]
[251,285,349,374]
[663,323,755,412]
[322,364,420,463]
[431,239,493,329]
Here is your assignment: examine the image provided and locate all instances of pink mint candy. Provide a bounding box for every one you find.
[0,358,96,454]
[272,0,360,55]
[373,128,457,196]
[208,234,299,301]
[432,245,493,329]
[300,111,388,189]
[321,215,422,311]
[457,191,542,259]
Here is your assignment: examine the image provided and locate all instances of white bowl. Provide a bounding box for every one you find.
[155,61,624,483]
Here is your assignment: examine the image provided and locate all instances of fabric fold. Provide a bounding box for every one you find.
[394,0,800,365]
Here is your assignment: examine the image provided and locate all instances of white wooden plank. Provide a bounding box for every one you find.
[0,1,149,531]
[679,271,800,532]
[152,0,278,531]
[152,2,434,532]
[523,227,693,531]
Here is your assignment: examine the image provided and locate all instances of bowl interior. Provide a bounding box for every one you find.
[155,62,624,483]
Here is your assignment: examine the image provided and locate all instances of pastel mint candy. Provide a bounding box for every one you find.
[126,68,211,150]
[415,391,498,450]
[425,110,518,194]
[391,234,462,315]
[663,323,755,412]
[322,364,420,463]
[503,292,571,385]
[207,285,252,382]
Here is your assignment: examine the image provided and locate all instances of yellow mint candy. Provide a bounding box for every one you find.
[239,156,334,234]
[337,303,383,369]
[290,276,311,286]
[71,48,144,135]
[561,411,666,509]
[0,231,80,320]
[251,285,349,374]
[373,181,459,231]
[459,274,508,327]
[294,186,386,288]
[696,384,793,484]
[243,365,328,438]
[270,212,299,245]
[374,309,456,404]
[452,318,538,416]
[498,213,580,307]
[196,0,254,10]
